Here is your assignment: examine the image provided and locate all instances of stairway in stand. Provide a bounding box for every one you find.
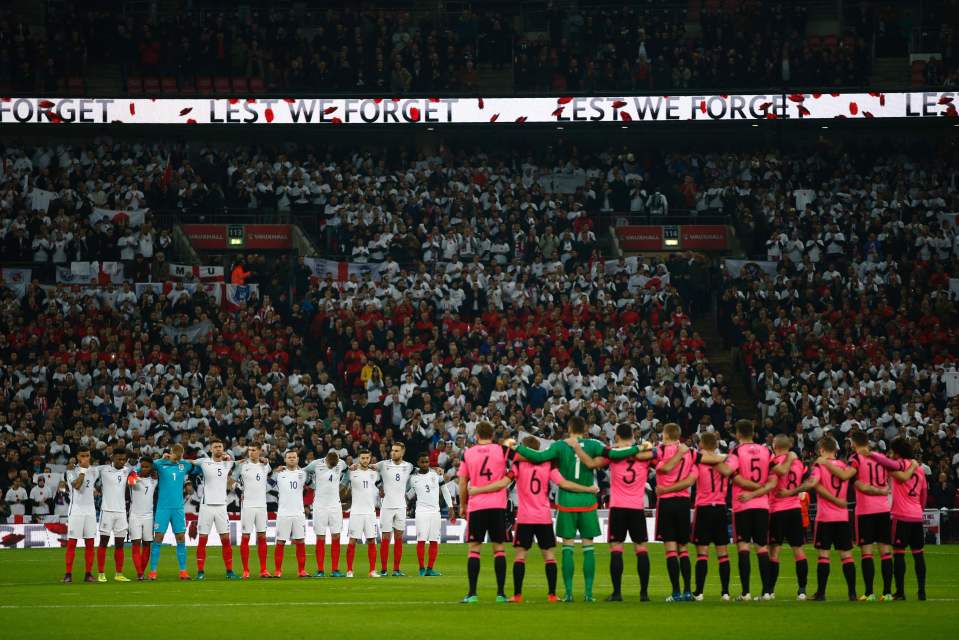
[694,317,755,419]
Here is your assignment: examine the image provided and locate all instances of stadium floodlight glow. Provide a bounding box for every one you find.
[664,238,680,247]
[751,123,759,127]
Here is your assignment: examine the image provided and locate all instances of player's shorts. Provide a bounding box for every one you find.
[276,514,306,541]
[415,511,443,543]
[608,507,648,544]
[67,513,97,540]
[241,507,267,535]
[733,508,769,546]
[467,508,507,543]
[692,505,729,546]
[380,507,406,533]
[128,514,154,541]
[514,522,556,549]
[856,512,892,546]
[98,510,129,538]
[769,508,806,547]
[153,507,186,535]
[891,519,924,550]
[556,508,601,540]
[348,513,378,542]
[313,506,344,535]
[655,497,691,544]
[814,520,853,551]
[198,504,229,536]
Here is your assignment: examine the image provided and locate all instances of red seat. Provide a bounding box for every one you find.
[822,34,839,50]
[807,35,821,49]
[232,76,248,94]
[213,76,231,93]
[248,77,265,93]
[179,79,197,95]
[912,59,927,71]
[66,76,85,95]
[143,76,161,94]
[126,76,144,95]
[161,77,178,94]
[196,76,213,95]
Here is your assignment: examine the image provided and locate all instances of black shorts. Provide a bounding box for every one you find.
[656,497,691,545]
[692,505,729,546]
[468,508,507,544]
[608,507,648,544]
[514,523,556,550]
[814,520,853,551]
[733,508,769,546]
[891,519,924,550]
[769,509,806,547]
[856,512,892,546]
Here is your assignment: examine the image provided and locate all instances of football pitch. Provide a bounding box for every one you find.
[2,545,958,639]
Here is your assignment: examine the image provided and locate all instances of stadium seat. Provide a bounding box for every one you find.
[822,34,839,50]
[125,76,144,95]
[66,76,85,95]
[249,77,265,93]
[213,76,231,94]
[232,76,249,94]
[143,76,161,95]
[196,76,213,95]
[160,77,178,94]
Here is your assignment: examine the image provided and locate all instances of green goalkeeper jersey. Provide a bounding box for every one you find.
[515,439,638,509]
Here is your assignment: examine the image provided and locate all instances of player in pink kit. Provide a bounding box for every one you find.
[652,423,696,601]
[848,431,895,600]
[458,421,510,604]
[799,436,858,601]
[768,435,809,600]
[472,436,599,602]
[877,438,926,600]
[701,420,777,601]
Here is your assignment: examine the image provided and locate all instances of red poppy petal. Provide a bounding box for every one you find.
[392,98,400,102]
[49,114,62,123]
[323,106,337,114]
[247,98,256,104]
[331,116,343,124]
[830,92,840,97]
[765,112,778,119]
[551,107,564,117]
[798,105,810,117]
[490,113,500,122]
[228,98,239,105]
[179,107,193,116]
[863,111,874,118]
[879,94,886,106]
[428,97,439,103]
[868,92,881,98]
[265,107,275,123]
[410,107,421,121]
[720,94,728,99]
[0,98,11,102]
[699,101,706,113]
[759,101,771,111]
[849,102,858,115]
[620,111,632,122]
[945,105,958,118]
[39,99,55,109]
[812,93,822,99]
[477,98,485,109]
[129,103,136,115]
[187,118,197,124]
[515,116,527,123]
[283,98,295,104]
[374,98,383,104]
[612,100,627,109]
[557,97,573,104]
[788,93,805,103]
[939,96,954,105]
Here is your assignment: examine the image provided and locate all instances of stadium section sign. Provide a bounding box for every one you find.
[616,225,727,250]
[0,92,955,125]
[182,224,292,249]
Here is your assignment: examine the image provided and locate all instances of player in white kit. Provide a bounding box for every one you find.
[63,447,99,582]
[95,449,134,582]
[375,443,414,576]
[128,457,157,580]
[409,452,457,576]
[347,448,380,578]
[193,438,237,580]
[304,450,348,576]
[274,450,309,578]
[233,444,272,578]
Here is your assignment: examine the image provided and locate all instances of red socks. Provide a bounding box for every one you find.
[220,534,233,571]
[65,539,77,573]
[274,541,285,573]
[84,539,94,573]
[97,544,107,573]
[197,534,208,572]
[393,536,403,571]
[240,535,251,572]
[331,538,340,572]
[316,543,326,572]
[417,541,426,569]
[428,541,438,568]
[347,541,356,572]
[131,541,141,574]
[380,538,390,572]
[368,542,377,573]
[295,542,306,573]
[114,546,124,572]
[257,535,268,572]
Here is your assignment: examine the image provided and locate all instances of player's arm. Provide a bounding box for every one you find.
[457,475,469,513]
[738,476,778,502]
[696,450,726,466]
[564,439,606,469]
[812,479,847,508]
[854,480,890,495]
[770,451,798,475]
[658,444,690,472]
[604,443,640,461]
[816,457,856,481]
[889,459,919,482]
[556,476,599,494]
[440,482,458,520]
[513,440,559,463]
[70,469,85,490]
[468,475,511,495]
[655,467,698,495]
[867,451,901,471]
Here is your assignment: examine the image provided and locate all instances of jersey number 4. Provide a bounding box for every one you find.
[479,456,493,481]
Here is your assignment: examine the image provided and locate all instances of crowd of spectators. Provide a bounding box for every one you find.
[713,143,959,509]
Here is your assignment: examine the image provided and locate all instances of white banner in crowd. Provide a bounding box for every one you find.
[0,92,955,125]
[0,267,31,298]
[723,259,779,278]
[304,256,386,281]
[949,278,959,302]
[162,320,214,344]
[89,207,147,227]
[170,264,225,281]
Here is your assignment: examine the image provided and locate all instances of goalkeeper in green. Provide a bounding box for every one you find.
[508,416,639,602]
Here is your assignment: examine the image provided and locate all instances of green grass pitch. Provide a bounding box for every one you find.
[2,545,957,638]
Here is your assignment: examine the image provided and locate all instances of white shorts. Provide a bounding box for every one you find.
[98,511,128,538]
[129,514,154,541]
[312,506,344,535]
[276,514,306,542]
[348,513,378,542]
[198,504,229,536]
[415,512,442,542]
[379,507,405,534]
[241,507,267,535]
[67,513,97,540]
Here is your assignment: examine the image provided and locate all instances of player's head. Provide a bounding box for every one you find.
[475,421,494,442]
[567,416,586,436]
[139,457,153,475]
[76,446,91,467]
[817,436,838,457]
[615,423,634,444]
[357,448,372,468]
[112,448,129,468]
[325,450,339,467]
[284,449,299,468]
[391,442,405,463]
[735,419,755,442]
[170,443,184,461]
[850,431,870,452]
[210,437,224,457]
[247,444,261,462]
[701,431,719,452]
[417,452,430,472]
[772,434,793,454]
[521,435,540,450]
[662,422,681,443]
[889,437,913,460]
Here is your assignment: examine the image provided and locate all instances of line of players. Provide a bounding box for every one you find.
[458,418,928,603]
[61,439,457,582]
